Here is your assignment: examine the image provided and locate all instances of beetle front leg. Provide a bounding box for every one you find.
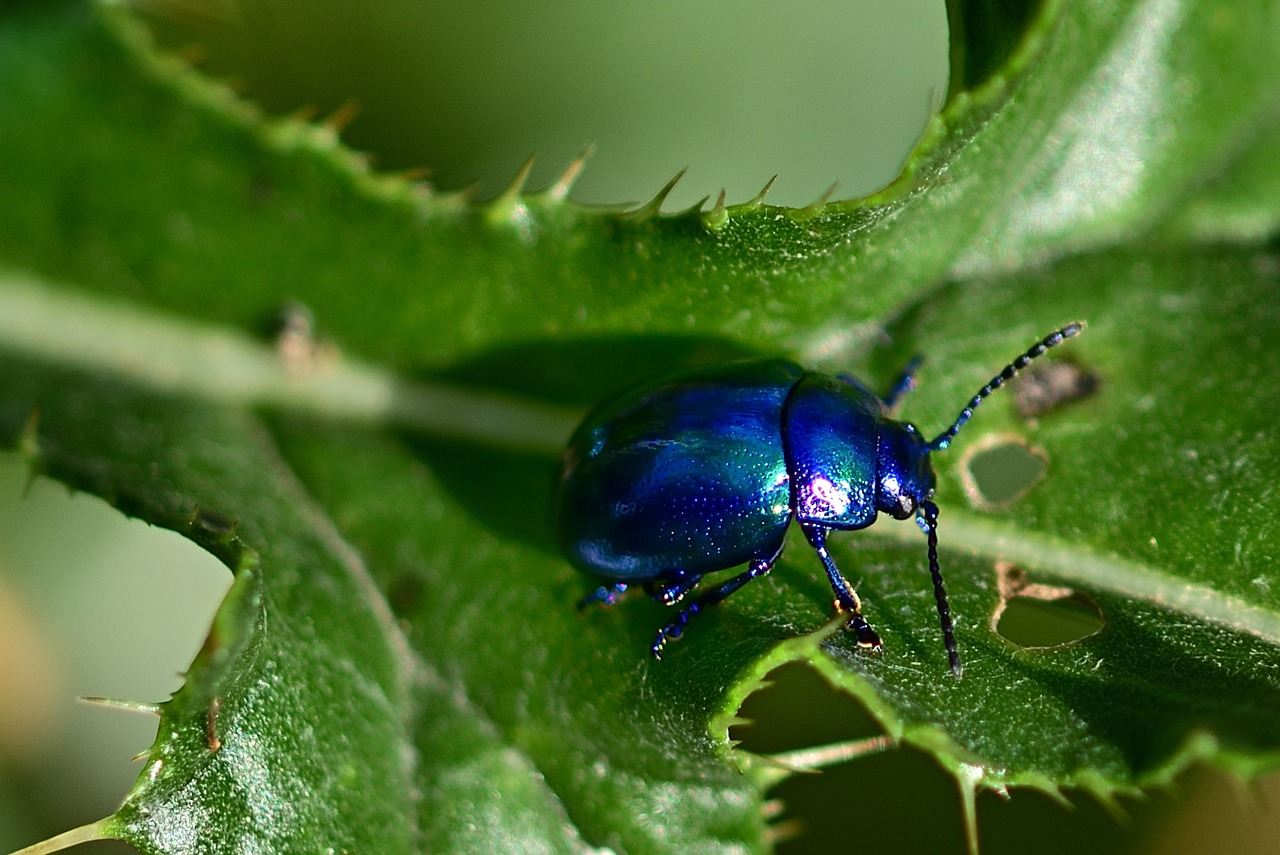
[801,523,883,651]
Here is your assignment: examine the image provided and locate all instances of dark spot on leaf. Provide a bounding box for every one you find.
[387,572,425,618]
[190,504,237,539]
[1013,360,1098,418]
[207,696,222,752]
[247,171,275,205]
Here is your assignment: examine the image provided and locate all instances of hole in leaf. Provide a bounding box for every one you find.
[1013,360,1098,418]
[729,663,963,852]
[960,436,1046,508]
[996,595,1104,648]
[991,563,1103,649]
[731,662,881,755]
[0,455,232,841]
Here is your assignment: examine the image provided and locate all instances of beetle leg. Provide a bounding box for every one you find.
[836,372,878,398]
[801,523,883,651]
[577,582,629,610]
[882,355,923,411]
[649,554,778,658]
[644,569,701,606]
[800,523,859,607]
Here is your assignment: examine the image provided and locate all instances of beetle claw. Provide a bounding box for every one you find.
[578,582,629,610]
[650,624,684,658]
[845,613,883,652]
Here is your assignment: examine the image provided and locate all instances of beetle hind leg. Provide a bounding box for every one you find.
[644,569,702,606]
[649,552,779,658]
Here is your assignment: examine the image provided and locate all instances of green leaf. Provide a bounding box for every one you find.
[2,0,1278,853]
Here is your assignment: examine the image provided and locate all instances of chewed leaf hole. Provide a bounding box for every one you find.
[960,435,1046,508]
[730,662,880,756]
[991,563,1103,648]
[727,663,974,852]
[997,595,1105,648]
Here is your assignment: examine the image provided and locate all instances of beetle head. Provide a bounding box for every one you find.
[876,422,936,520]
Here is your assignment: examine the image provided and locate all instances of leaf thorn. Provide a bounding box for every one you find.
[485,156,539,233]
[747,175,777,207]
[674,194,710,218]
[766,734,892,773]
[323,99,361,134]
[546,144,594,202]
[702,188,729,232]
[79,696,162,717]
[795,182,839,218]
[762,818,805,847]
[5,816,113,855]
[18,406,43,494]
[628,167,688,219]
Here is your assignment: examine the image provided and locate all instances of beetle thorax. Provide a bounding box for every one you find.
[876,422,936,520]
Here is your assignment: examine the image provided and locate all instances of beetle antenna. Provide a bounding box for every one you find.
[921,500,962,678]
[929,322,1084,451]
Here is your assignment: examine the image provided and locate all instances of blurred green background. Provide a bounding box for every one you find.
[2,1,1277,852]
[138,0,949,207]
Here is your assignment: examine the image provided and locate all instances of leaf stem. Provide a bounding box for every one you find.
[0,272,579,455]
[866,512,1280,646]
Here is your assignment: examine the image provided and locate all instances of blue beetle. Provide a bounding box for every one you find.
[557,324,1083,676]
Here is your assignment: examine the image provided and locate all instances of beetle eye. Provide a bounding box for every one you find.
[897,494,917,519]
